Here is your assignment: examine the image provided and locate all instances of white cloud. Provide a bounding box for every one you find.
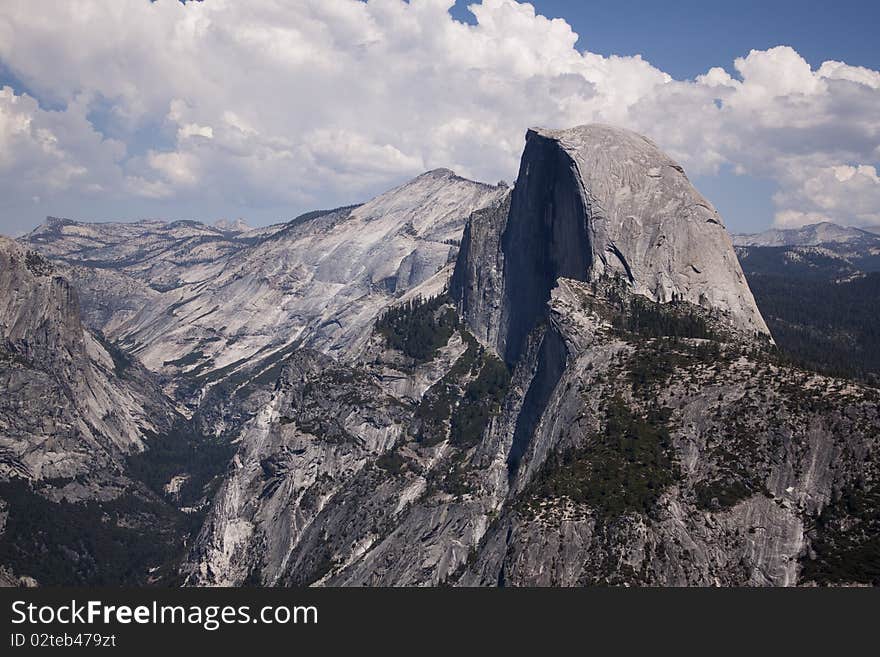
[148,150,200,187]
[0,0,877,230]
[178,123,213,140]
[0,86,125,194]
[773,164,880,227]
[169,99,214,140]
[818,60,880,89]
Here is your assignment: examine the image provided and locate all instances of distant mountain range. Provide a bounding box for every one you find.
[734,221,880,248]
[2,126,878,587]
[733,221,880,384]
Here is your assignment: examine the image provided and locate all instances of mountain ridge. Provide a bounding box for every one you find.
[20,172,508,407]
[2,125,878,587]
[734,221,880,248]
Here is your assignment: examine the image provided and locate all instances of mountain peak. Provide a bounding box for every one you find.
[213,218,252,233]
[350,166,509,240]
[410,168,507,190]
[418,167,457,179]
[496,124,769,360]
[30,216,77,234]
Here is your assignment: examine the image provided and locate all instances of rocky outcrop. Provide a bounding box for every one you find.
[0,237,194,585]
[480,125,770,363]
[182,333,475,585]
[183,274,880,587]
[459,278,879,586]
[0,237,177,482]
[180,126,880,588]
[450,193,511,348]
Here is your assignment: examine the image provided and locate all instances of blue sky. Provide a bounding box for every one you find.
[451,0,880,232]
[0,1,878,236]
[453,1,880,79]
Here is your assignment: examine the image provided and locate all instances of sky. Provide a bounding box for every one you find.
[1,0,879,236]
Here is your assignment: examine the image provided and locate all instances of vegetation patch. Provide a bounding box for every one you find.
[426,451,474,497]
[24,250,53,276]
[127,423,236,508]
[801,484,880,586]
[415,331,478,446]
[525,396,678,518]
[0,345,32,368]
[376,451,409,476]
[0,479,189,586]
[694,477,757,511]
[162,349,205,369]
[627,338,725,391]
[450,354,511,448]
[94,332,134,378]
[740,251,880,384]
[415,330,510,450]
[376,294,458,362]
[614,295,717,340]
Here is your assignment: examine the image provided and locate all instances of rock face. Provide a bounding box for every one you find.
[213,218,252,234]
[0,237,234,586]
[494,125,769,362]
[458,278,879,586]
[0,236,176,481]
[450,193,511,348]
[183,274,879,587]
[26,216,270,290]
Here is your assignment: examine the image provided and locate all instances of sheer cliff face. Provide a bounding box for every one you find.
[498,132,594,363]
[183,270,878,588]
[0,237,175,482]
[491,125,769,362]
[545,125,768,334]
[0,238,89,368]
[450,193,511,349]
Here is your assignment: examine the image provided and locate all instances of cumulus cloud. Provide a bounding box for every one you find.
[773,164,880,227]
[0,86,126,196]
[0,0,877,231]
